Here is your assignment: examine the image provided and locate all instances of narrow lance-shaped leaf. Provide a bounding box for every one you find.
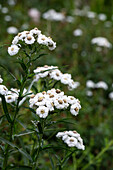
[0,94,12,123]
[0,137,33,162]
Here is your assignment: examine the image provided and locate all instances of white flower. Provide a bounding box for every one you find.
[68,80,80,90]
[28,9,40,23]
[30,28,41,35]
[60,73,71,85]
[5,95,16,103]
[0,77,3,83]
[70,103,81,116]
[66,16,74,23]
[56,132,65,138]
[24,34,35,44]
[95,81,108,90]
[46,101,54,111]
[64,136,77,147]
[109,92,113,100]
[7,26,18,34]
[86,80,95,88]
[18,31,28,41]
[35,93,46,106]
[49,69,62,80]
[37,34,48,46]
[12,36,19,45]
[56,130,85,150]
[87,11,96,19]
[42,9,65,21]
[98,13,107,21]
[2,7,8,13]
[8,45,20,56]
[54,97,65,109]
[47,37,56,50]
[62,95,69,109]
[86,90,93,97]
[36,106,49,118]
[68,96,77,105]
[0,85,8,95]
[73,29,83,36]
[4,15,12,22]
[91,37,112,48]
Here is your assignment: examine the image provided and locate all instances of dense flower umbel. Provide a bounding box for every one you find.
[8,28,56,56]
[56,130,85,150]
[33,65,80,90]
[29,88,81,118]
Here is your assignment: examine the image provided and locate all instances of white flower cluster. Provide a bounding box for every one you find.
[86,80,108,90]
[8,27,56,56]
[91,37,112,48]
[29,88,81,118]
[34,65,80,90]
[0,83,32,104]
[42,9,65,21]
[56,130,85,150]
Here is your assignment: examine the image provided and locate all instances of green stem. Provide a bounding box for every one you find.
[2,124,13,170]
[2,73,29,169]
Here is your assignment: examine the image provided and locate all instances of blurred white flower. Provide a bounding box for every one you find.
[66,16,74,23]
[7,26,18,34]
[109,92,113,100]
[87,11,96,19]
[8,0,16,6]
[0,77,3,83]
[42,9,65,21]
[98,13,107,21]
[86,80,95,88]
[95,81,108,90]
[73,29,83,36]
[104,21,112,28]
[28,8,40,23]
[1,7,8,13]
[91,37,112,48]
[4,15,12,22]
[86,90,93,97]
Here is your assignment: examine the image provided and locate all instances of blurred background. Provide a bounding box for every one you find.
[0,0,113,169]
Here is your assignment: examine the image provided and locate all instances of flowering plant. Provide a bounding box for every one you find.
[0,28,84,169]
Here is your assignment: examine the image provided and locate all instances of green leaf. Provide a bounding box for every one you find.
[32,53,47,62]
[0,64,17,81]
[13,130,34,138]
[15,118,27,129]
[16,79,21,86]
[0,94,12,123]
[0,137,33,162]
[49,152,55,170]
[8,165,32,170]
